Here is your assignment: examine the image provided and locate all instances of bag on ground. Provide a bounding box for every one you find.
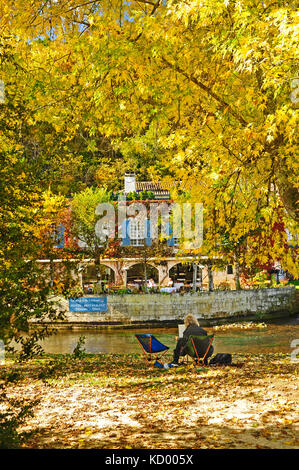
[209,353,232,366]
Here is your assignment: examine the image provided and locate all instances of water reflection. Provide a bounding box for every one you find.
[37,317,299,356]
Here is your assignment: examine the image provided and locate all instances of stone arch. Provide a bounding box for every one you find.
[81,261,115,284]
[167,260,182,272]
[101,260,126,285]
[79,261,116,293]
[126,262,159,285]
[100,260,117,279]
[169,261,203,289]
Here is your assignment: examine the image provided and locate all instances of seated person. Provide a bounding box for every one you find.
[172,313,214,365]
[147,278,155,288]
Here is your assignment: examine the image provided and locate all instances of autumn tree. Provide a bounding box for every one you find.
[70,187,114,287]
[0,144,63,354]
[1,0,298,283]
[67,0,297,275]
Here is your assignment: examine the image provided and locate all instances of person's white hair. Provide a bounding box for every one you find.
[184,314,199,328]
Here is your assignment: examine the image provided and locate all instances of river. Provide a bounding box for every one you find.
[37,315,299,356]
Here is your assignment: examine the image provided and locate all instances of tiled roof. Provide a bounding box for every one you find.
[136,181,169,193]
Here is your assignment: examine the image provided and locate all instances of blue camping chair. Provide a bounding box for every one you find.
[135,334,169,366]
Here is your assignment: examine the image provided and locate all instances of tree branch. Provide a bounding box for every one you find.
[161,57,248,127]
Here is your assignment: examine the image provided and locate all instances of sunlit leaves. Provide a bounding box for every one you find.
[0,0,298,278]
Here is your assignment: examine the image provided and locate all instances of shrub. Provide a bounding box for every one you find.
[0,386,39,449]
[72,335,86,359]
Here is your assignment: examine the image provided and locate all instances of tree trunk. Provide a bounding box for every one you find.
[49,258,54,289]
[192,263,197,292]
[94,245,102,292]
[78,264,83,289]
[234,247,241,290]
[208,265,214,292]
[264,137,299,224]
[198,268,202,291]
[234,259,241,290]
[276,168,299,224]
[144,262,148,293]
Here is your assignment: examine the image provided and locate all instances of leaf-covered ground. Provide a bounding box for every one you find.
[1,353,298,449]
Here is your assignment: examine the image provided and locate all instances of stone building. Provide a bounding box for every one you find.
[74,174,236,292]
[39,174,238,293]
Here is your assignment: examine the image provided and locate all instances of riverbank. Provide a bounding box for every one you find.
[1,353,298,449]
[30,310,297,330]
[38,287,298,328]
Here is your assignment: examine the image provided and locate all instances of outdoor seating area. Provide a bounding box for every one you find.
[83,283,204,295]
[78,260,223,295]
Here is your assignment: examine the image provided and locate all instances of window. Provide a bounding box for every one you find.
[130,219,144,246]
[51,224,65,248]
[227,265,233,275]
[130,238,144,246]
[173,237,180,246]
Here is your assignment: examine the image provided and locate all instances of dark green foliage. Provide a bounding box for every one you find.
[0,386,39,449]
[0,147,64,357]
[0,371,23,383]
[72,335,86,359]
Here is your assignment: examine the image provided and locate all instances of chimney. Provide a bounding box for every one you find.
[124,173,136,193]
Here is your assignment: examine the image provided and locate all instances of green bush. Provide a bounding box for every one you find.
[0,386,39,449]
[1,371,23,383]
[110,287,132,295]
[72,335,86,359]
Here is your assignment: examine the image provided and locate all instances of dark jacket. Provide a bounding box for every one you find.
[183,324,208,340]
[182,324,213,358]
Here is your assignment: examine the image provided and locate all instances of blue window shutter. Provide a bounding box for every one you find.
[166,222,174,246]
[121,219,130,246]
[145,219,152,246]
[55,224,65,248]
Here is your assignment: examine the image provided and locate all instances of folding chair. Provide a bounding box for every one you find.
[135,334,169,366]
[183,334,214,368]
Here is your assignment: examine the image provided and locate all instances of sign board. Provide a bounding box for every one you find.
[178,324,185,338]
[69,296,107,313]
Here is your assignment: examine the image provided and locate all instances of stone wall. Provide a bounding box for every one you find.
[44,286,298,327]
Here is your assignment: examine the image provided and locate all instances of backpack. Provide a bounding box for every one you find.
[209,353,232,366]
